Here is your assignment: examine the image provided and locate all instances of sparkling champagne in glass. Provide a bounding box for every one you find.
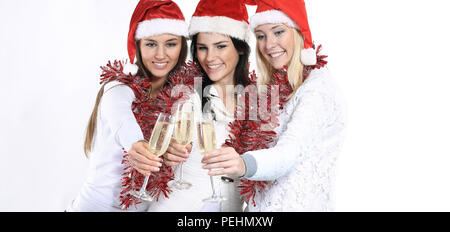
[130,113,173,201]
[197,118,225,202]
[169,102,194,190]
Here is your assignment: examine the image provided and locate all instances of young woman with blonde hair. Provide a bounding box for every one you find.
[202,0,347,211]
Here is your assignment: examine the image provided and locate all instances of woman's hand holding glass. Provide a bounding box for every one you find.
[168,101,195,189]
[197,119,226,202]
[201,146,246,179]
[163,138,192,167]
[128,141,163,176]
[129,113,173,201]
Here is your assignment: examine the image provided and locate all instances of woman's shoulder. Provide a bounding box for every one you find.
[292,67,347,118]
[100,81,137,107]
[297,67,342,99]
[300,67,347,121]
[304,67,332,87]
[103,81,134,95]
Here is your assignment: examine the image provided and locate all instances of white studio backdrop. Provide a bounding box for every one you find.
[0,0,449,212]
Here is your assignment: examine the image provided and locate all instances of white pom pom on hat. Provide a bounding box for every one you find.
[300,48,317,66]
[123,62,139,76]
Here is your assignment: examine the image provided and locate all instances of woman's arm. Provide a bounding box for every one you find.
[100,81,145,151]
[101,81,163,174]
[202,88,333,180]
[243,89,331,181]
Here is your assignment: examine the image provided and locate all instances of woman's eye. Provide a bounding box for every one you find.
[217,45,227,49]
[256,34,265,40]
[274,30,285,36]
[166,43,177,47]
[198,46,207,50]
[146,43,157,47]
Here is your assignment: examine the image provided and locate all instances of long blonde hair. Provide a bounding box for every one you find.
[256,27,305,97]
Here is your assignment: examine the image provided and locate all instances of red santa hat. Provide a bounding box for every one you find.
[248,0,317,65]
[189,0,250,42]
[124,0,188,75]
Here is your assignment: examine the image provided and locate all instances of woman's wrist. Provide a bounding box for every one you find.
[238,156,246,178]
[239,153,257,179]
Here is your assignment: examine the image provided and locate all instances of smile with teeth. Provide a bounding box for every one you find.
[153,62,168,67]
[269,51,285,58]
[207,64,223,70]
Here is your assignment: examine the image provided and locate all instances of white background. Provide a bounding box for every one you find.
[1,0,449,212]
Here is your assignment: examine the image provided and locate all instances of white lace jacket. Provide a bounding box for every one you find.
[244,67,347,212]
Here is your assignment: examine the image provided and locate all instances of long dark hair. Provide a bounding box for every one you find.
[190,34,250,108]
[83,36,188,157]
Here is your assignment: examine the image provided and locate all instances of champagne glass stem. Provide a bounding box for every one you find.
[209,172,217,198]
[178,144,186,182]
[137,175,150,196]
[179,162,184,181]
[168,144,192,190]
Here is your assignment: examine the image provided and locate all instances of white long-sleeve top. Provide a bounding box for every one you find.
[68,82,243,211]
[67,81,149,212]
[243,68,347,212]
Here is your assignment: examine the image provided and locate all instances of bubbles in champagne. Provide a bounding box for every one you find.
[174,112,194,146]
[197,121,216,154]
[149,122,173,156]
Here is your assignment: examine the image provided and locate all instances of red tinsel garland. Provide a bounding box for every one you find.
[99,60,202,210]
[224,45,328,206]
[96,44,327,209]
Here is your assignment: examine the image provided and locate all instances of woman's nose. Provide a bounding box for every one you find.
[206,49,217,62]
[265,34,277,50]
[155,46,165,59]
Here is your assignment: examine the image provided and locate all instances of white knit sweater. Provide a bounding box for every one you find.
[244,68,347,212]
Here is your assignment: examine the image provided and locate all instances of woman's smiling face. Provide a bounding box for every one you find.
[195,32,240,86]
[139,33,182,80]
[254,23,295,69]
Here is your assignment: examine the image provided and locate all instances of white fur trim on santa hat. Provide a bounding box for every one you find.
[301,48,317,66]
[189,16,249,42]
[135,18,189,40]
[123,63,139,76]
[250,10,299,31]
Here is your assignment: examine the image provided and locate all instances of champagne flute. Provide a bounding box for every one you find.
[168,102,195,190]
[197,118,225,202]
[130,113,174,201]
